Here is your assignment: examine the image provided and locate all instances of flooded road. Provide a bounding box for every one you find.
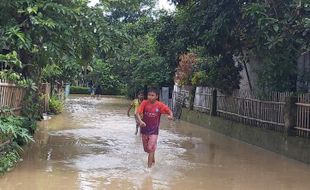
[1,96,310,190]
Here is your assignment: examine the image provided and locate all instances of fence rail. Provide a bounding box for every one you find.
[0,82,25,115]
[217,94,285,131]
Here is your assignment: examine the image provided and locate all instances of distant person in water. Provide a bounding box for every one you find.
[136,87,174,168]
[90,85,95,97]
[95,85,102,98]
[127,91,144,135]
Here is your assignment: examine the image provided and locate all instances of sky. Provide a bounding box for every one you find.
[88,0,175,12]
[156,0,175,11]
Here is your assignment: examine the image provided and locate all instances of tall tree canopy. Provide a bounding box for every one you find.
[1,0,309,100]
[165,0,309,93]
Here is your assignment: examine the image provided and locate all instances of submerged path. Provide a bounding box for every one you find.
[1,96,310,190]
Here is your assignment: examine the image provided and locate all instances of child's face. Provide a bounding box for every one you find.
[138,94,144,100]
[147,92,158,102]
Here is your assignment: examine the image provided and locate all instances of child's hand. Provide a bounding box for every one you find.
[140,121,146,127]
[167,115,174,120]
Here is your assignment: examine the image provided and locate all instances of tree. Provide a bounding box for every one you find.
[168,0,309,93]
[87,59,121,94]
[241,0,310,91]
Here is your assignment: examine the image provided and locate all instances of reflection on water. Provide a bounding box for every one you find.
[1,96,310,190]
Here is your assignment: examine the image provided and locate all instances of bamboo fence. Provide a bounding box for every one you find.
[194,87,212,112]
[0,82,25,115]
[296,94,310,137]
[167,85,310,138]
[217,92,286,131]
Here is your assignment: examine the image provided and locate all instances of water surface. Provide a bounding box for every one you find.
[1,96,310,190]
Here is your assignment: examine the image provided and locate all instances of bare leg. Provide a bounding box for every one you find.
[135,125,139,135]
[152,152,155,165]
[148,152,155,168]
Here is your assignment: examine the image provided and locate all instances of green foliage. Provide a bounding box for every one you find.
[103,0,156,23]
[0,113,36,174]
[166,0,309,92]
[106,16,173,97]
[240,0,310,91]
[21,79,40,120]
[70,86,90,94]
[0,150,20,174]
[0,115,35,145]
[0,51,22,68]
[0,0,175,98]
[154,0,245,94]
[42,64,63,82]
[0,51,23,83]
[0,0,124,84]
[155,14,186,82]
[87,59,121,93]
[0,114,36,173]
[49,96,63,114]
[189,53,242,94]
[2,0,306,98]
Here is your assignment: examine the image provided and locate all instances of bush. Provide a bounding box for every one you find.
[49,97,64,114]
[0,150,19,174]
[0,115,35,145]
[0,115,36,174]
[102,87,122,95]
[70,86,89,94]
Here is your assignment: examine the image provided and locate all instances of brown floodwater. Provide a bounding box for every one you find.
[1,95,310,190]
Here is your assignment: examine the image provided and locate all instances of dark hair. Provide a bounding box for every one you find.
[137,91,144,96]
[147,87,159,95]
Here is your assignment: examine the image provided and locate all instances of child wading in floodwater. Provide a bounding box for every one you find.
[136,87,173,168]
[127,91,144,135]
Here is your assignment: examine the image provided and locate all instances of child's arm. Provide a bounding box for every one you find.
[136,112,146,127]
[167,109,174,120]
[160,102,174,120]
[127,103,133,117]
[136,100,147,127]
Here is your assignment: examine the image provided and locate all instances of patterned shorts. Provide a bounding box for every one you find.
[141,134,158,153]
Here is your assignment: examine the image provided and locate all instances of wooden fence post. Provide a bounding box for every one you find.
[210,89,217,116]
[189,86,196,110]
[283,96,297,136]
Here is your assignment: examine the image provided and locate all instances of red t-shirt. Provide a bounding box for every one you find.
[137,100,171,135]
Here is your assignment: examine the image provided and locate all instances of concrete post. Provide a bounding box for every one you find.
[161,87,169,105]
[210,89,217,116]
[283,96,298,136]
[65,83,70,98]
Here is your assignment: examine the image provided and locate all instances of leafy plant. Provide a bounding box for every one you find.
[0,150,20,174]
[87,59,121,93]
[0,114,36,174]
[49,96,64,114]
[0,116,35,145]
[20,79,40,120]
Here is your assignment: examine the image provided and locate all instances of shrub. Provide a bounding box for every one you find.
[0,150,20,174]
[0,115,36,174]
[102,87,122,95]
[70,86,90,94]
[49,97,64,114]
[0,115,35,145]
